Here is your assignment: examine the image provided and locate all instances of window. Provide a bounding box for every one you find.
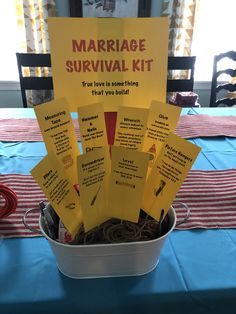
[0,0,53,88]
[1,1,236,84]
[192,0,236,81]
[0,1,22,82]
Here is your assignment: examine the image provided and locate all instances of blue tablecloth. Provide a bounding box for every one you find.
[1,108,236,314]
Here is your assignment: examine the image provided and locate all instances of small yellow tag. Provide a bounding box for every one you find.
[77,102,108,154]
[108,146,149,222]
[143,100,181,162]
[77,147,110,232]
[34,98,80,185]
[31,154,82,237]
[114,106,149,150]
[142,133,201,221]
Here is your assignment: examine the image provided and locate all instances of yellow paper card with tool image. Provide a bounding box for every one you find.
[77,147,110,232]
[77,102,108,153]
[114,106,149,151]
[48,17,169,111]
[31,154,83,237]
[34,98,80,185]
[142,100,181,162]
[142,133,201,222]
[108,146,149,222]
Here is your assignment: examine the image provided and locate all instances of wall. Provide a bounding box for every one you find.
[54,0,69,16]
[0,90,22,108]
[150,0,163,17]
[194,84,210,107]
[0,0,210,108]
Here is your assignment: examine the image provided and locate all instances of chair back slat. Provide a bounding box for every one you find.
[210,51,236,107]
[167,56,196,93]
[16,53,53,108]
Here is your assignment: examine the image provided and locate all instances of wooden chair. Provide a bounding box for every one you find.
[209,51,236,107]
[16,53,53,108]
[167,56,196,93]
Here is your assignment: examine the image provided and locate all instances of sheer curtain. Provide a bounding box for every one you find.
[15,0,56,107]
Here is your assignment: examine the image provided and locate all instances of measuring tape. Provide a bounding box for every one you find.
[0,184,18,219]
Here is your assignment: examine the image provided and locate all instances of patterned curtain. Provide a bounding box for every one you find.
[15,0,56,107]
[162,0,198,56]
[162,0,198,100]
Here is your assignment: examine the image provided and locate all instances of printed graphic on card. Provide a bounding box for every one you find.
[143,100,181,162]
[77,102,108,153]
[142,133,201,222]
[114,106,149,151]
[31,154,82,237]
[108,146,149,222]
[77,147,110,231]
[34,98,80,185]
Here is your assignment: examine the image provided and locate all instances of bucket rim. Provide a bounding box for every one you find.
[39,206,177,248]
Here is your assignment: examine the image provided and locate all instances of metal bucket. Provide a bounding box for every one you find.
[33,204,189,279]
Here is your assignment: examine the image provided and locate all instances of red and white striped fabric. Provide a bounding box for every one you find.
[0,174,47,238]
[175,169,236,229]
[175,114,236,138]
[1,115,236,142]
[0,118,80,142]
[1,170,236,238]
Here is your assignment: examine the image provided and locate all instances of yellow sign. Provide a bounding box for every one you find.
[48,17,169,111]
[31,154,82,237]
[108,146,149,222]
[34,98,80,185]
[142,101,181,161]
[142,133,201,221]
[77,147,110,232]
[114,106,149,150]
[78,102,108,153]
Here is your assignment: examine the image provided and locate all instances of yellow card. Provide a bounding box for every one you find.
[77,102,108,153]
[108,146,149,222]
[31,154,82,237]
[143,100,181,162]
[34,98,80,185]
[48,17,169,111]
[114,106,149,150]
[77,147,110,232]
[142,133,201,221]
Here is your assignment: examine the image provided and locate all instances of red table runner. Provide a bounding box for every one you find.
[175,169,236,229]
[0,118,80,141]
[175,114,236,138]
[1,169,236,238]
[0,115,236,142]
[0,174,47,238]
